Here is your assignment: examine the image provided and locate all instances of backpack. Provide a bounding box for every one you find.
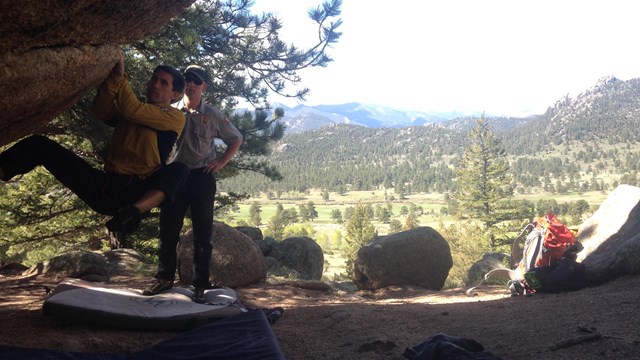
[516,212,576,273]
[466,213,587,296]
[509,212,587,295]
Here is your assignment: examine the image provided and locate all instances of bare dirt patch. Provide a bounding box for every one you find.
[1,271,639,359]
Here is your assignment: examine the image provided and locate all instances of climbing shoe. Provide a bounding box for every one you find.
[192,287,206,304]
[142,278,173,296]
[106,205,142,234]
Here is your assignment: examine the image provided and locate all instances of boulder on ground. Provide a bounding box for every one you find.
[353,227,453,290]
[577,184,640,284]
[270,236,324,280]
[235,226,264,241]
[104,248,152,275]
[42,251,110,282]
[177,221,267,288]
[467,252,510,285]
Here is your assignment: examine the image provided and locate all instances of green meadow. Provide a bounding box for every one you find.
[223,188,607,240]
[219,188,608,282]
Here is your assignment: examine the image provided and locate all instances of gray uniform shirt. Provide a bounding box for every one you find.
[169,99,242,169]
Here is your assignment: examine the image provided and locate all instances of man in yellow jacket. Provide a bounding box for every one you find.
[0,51,188,234]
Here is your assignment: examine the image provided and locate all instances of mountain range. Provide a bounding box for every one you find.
[272,75,640,136]
[225,75,640,195]
[274,102,478,133]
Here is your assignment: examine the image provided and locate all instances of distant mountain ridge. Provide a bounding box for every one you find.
[501,75,640,154]
[275,102,478,133]
[271,75,640,137]
[225,75,640,195]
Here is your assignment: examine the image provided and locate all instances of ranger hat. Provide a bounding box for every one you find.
[184,65,211,85]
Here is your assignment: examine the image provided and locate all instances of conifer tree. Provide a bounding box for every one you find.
[402,211,419,231]
[342,203,376,276]
[249,202,262,227]
[454,114,513,248]
[0,0,343,261]
[321,190,330,202]
[388,219,403,234]
[306,201,319,221]
[330,209,343,224]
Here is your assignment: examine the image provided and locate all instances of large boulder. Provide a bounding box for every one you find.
[42,251,110,282]
[103,248,152,275]
[177,222,267,288]
[353,227,453,290]
[255,236,279,257]
[467,252,510,285]
[0,0,196,147]
[576,184,640,284]
[235,226,264,241]
[270,236,324,280]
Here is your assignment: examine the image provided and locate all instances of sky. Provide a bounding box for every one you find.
[250,1,640,117]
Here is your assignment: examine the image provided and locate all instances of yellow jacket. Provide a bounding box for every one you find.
[91,74,185,178]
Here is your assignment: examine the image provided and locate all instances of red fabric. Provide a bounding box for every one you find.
[534,212,575,268]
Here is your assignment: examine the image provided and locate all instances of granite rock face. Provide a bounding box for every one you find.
[576,185,640,284]
[0,0,195,147]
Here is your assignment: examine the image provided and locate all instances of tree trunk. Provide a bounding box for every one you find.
[109,231,130,249]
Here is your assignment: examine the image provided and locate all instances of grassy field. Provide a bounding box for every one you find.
[219,188,610,281]
[222,188,608,239]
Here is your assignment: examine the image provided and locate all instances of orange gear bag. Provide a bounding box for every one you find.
[533,212,576,268]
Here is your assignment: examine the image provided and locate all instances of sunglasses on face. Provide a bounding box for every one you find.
[185,73,203,85]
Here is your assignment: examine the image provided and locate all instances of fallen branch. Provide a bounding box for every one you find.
[549,333,603,351]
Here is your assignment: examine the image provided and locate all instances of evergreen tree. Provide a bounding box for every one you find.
[266,204,286,240]
[298,203,311,222]
[0,0,342,261]
[306,201,319,221]
[342,203,377,276]
[454,114,514,249]
[321,189,330,202]
[330,209,343,224]
[249,202,262,227]
[388,219,403,234]
[402,211,419,231]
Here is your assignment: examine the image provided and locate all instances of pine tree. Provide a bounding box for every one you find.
[298,204,311,222]
[0,0,343,261]
[330,209,343,224]
[249,202,262,227]
[306,201,319,221]
[321,190,330,202]
[402,211,419,231]
[342,203,377,276]
[454,114,513,249]
[388,219,403,234]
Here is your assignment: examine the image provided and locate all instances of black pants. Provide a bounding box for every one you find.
[157,168,216,288]
[0,135,187,215]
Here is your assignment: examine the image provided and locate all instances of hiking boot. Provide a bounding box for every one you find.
[106,205,142,234]
[192,287,206,304]
[264,307,284,325]
[142,278,173,296]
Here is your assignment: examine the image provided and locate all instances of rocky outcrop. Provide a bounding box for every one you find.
[353,227,453,290]
[177,222,267,288]
[467,252,510,285]
[103,248,152,275]
[267,236,325,280]
[235,226,264,241]
[39,251,111,282]
[0,0,195,147]
[576,184,640,284]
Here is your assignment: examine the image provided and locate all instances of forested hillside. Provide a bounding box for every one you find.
[224,76,640,196]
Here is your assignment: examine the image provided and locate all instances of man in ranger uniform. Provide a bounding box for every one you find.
[143,65,243,303]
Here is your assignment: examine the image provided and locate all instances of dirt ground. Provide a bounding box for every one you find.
[1,270,639,360]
